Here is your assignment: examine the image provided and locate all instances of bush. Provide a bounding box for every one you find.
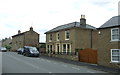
[5,45,12,50]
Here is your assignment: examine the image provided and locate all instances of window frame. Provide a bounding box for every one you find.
[111,28,119,41]
[49,34,52,42]
[65,30,70,40]
[47,45,53,53]
[111,49,120,63]
[56,32,60,41]
[62,43,71,54]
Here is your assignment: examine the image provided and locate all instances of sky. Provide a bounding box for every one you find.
[0,0,119,42]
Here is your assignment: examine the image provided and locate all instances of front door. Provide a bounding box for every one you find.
[57,44,60,54]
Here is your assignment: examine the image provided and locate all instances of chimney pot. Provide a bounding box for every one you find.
[81,15,85,19]
[18,30,21,34]
[80,14,86,27]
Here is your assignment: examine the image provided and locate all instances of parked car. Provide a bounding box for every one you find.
[0,47,7,52]
[17,48,24,54]
[23,46,40,57]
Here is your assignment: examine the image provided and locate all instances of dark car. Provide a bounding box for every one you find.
[0,47,7,52]
[23,46,40,57]
[17,48,24,54]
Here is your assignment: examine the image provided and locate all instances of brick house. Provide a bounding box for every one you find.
[45,15,97,55]
[11,27,39,51]
[97,16,120,69]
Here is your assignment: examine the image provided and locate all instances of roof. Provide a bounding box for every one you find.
[99,16,120,29]
[12,30,39,37]
[12,32,27,37]
[45,22,96,34]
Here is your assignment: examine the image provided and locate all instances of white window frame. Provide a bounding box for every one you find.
[47,45,50,53]
[65,30,70,40]
[111,49,120,63]
[56,32,60,41]
[62,43,71,54]
[111,28,119,41]
[49,34,52,42]
[47,44,53,53]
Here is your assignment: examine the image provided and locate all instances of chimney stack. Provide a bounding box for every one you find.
[30,26,33,31]
[18,30,21,34]
[80,15,86,27]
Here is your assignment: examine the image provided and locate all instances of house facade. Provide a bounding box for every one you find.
[45,15,97,55]
[98,16,120,69]
[12,27,39,51]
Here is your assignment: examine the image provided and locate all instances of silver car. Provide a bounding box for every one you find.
[0,47,7,52]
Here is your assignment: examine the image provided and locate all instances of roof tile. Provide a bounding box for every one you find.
[45,22,96,33]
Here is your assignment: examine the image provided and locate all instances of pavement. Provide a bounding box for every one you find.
[40,55,120,73]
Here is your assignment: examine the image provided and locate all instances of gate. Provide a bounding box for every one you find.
[78,48,97,64]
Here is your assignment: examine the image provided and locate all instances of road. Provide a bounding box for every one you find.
[2,52,106,74]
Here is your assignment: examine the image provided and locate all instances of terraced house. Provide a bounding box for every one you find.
[45,15,97,55]
[12,27,39,51]
[98,16,120,69]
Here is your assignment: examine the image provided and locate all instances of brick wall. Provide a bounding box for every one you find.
[97,27,120,68]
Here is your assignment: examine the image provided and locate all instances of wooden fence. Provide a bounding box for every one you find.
[78,48,97,64]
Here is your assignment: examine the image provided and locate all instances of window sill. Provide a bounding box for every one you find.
[110,40,120,42]
[65,39,69,40]
[110,61,120,64]
[49,40,52,42]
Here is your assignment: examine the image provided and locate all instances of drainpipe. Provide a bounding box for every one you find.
[90,29,93,48]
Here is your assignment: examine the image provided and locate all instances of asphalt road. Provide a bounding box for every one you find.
[2,52,106,73]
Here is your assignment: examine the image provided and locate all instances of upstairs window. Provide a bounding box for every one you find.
[56,32,60,41]
[49,34,52,41]
[111,28,119,41]
[65,30,70,40]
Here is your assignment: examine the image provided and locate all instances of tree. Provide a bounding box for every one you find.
[5,45,12,50]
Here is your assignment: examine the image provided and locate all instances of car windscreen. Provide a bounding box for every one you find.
[29,47,38,51]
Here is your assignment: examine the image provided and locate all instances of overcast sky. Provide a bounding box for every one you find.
[0,0,119,42]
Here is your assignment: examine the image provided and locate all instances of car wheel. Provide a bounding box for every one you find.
[18,52,20,54]
[23,53,26,56]
[26,53,30,57]
[37,54,40,57]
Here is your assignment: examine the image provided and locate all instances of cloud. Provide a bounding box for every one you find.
[91,1,110,6]
[119,1,120,15]
[0,0,119,42]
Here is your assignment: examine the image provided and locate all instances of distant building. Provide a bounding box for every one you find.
[45,15,97,55]
[12,27,39,51]
[2,37,12,47]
